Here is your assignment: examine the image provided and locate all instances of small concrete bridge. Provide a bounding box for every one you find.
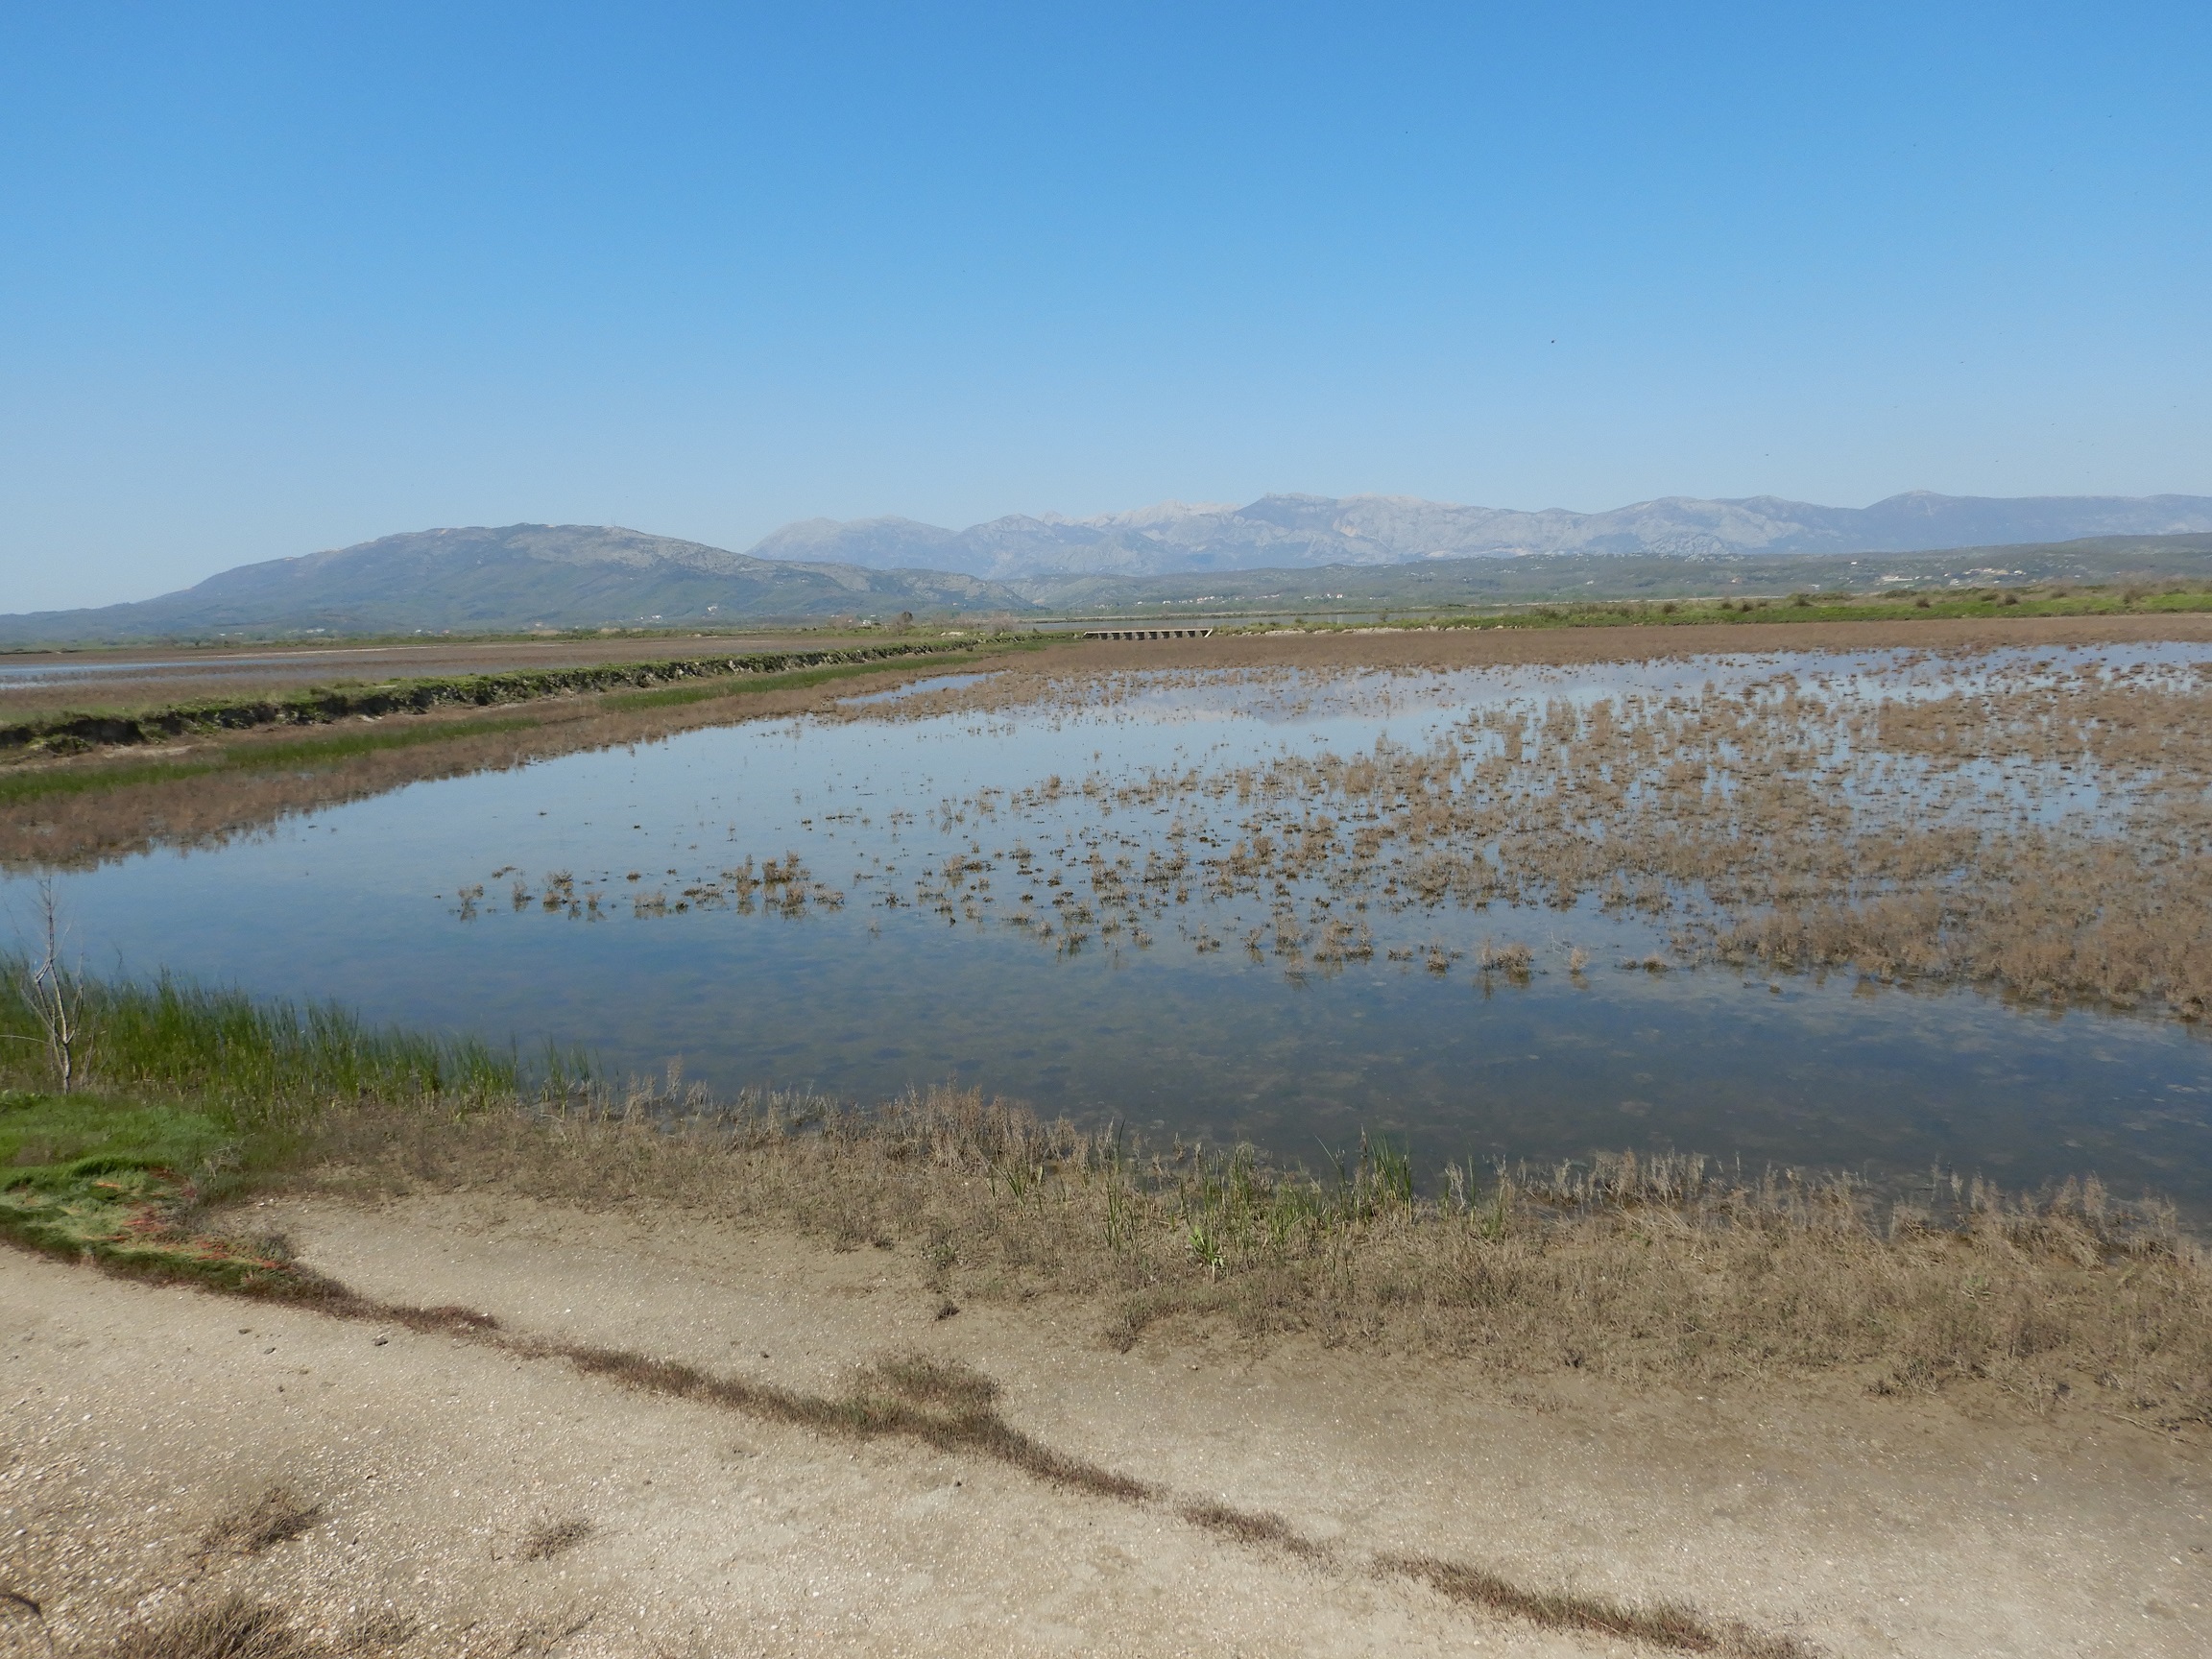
[1080,627,1215,641]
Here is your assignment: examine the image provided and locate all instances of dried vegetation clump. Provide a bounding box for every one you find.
[516,1516,594,1562]
[18,628,2212,1025]
[108,1593,319,1659]
[1377,1553,1807,1658]
[199,1486,324,1557]
[823,651,2212,1018]
[321,1081,2212,1428]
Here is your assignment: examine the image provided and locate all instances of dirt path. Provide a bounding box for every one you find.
[6,1195,2208,1656]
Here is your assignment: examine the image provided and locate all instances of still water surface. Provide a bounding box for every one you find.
[11,646,2210,1206]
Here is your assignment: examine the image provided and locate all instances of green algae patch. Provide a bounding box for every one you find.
[0,1090,303,1292]
[0,1089,233,1172]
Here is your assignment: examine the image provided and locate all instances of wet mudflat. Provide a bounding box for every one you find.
[11,639,2211,1206]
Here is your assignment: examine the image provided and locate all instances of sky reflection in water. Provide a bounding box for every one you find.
[12,643,2211,1208]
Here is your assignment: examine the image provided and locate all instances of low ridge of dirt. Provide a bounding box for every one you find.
[5,1192,2207,1657]
[0,635,855,719]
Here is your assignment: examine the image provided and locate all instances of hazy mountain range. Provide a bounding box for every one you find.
[6,492,2212,643]
[0,525,1029,642]
[757,491,2212,578]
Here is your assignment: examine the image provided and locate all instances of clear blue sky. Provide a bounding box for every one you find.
[3,2,2208,610]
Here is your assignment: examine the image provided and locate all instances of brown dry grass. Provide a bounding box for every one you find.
[515,1517,593,1562]
[1178,1500,1334,1561]
[853,643,2212,1018]
[312,1083,2212,1430]
[108,1594,318,1659]
[496,1329,1155,1503]
[1376,1553,1808,1657]
[199,1487,323,1558]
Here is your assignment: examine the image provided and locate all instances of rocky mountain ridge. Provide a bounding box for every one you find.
[10,493,2212,643]
[757,491,2212,578]
[0,524,1027,642]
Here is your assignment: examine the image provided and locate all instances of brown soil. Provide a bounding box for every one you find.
[5,1195,2207,1658]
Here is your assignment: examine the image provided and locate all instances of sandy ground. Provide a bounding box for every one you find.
[5,1194,2208,1658]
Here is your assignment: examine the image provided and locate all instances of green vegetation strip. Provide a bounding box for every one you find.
[1,961,517,1290]
[1228,586,2212,635]
[0,638,988,757]
[0,1099,300,1294]
[601,646,1013,711]
[0,638,1045,807]
[0,714,544,809]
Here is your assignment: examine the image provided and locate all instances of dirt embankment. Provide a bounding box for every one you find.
[5,1194,2206,1659]
[0,643,1024,868]
[0,640,988,756]
[0,635,868,720]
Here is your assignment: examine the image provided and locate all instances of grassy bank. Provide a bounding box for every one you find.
[6,965,2206,1431]
[0,960,512,1286]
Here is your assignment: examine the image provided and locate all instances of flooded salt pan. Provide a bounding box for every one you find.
[12,640,2211,1206]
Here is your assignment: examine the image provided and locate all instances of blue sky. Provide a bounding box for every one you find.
[3,2,2208,610]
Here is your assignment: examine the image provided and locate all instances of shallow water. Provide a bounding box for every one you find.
[10,643,2211,1206]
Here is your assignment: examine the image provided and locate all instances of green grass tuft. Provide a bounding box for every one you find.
[0,962,523,1293]
[0,1088,232,1174]
[0,1096,283,1287]
[0,958,517,1124]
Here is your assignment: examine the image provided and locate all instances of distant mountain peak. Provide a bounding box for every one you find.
[1050,499,1240,530]
[12,491,2212,645]
[0,522,1029,641]
[749,491,2212,580]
